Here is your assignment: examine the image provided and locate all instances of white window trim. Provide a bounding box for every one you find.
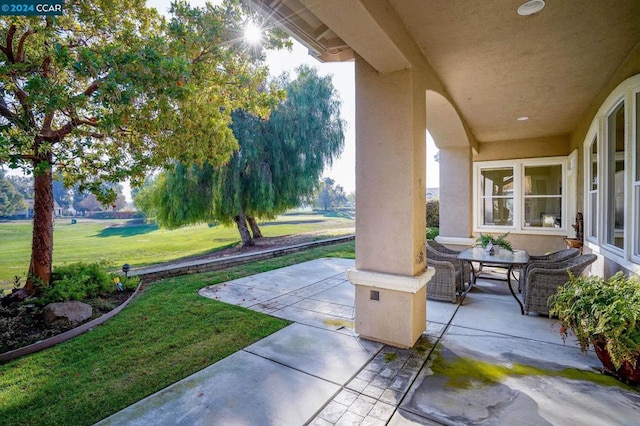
[473,157,568,236]
[582,73,640,272]
[583,125,599,244]
[603,98,626,256]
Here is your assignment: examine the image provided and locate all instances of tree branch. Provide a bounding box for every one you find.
[42,110,54,132]
[16,29,35,63]
[0,25,17,62]
[0,94,17,123]
[83,80,101,97]
[41,55,51,78]
[49,116,100,141]
[11,73,35,127]
[12,152,39,162]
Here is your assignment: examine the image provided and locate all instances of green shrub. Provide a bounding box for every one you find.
[426,227,439,240]
[39,262,124,304]
[426,198,439,227]
[549,271,640,370]
[474,232,513,252]
[120,275,140,292]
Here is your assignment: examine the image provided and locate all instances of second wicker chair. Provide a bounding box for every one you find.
[522,253,597,315]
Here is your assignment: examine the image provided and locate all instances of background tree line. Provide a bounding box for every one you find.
[0,172,127,216]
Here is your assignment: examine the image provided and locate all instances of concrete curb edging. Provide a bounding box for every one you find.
[132,235,355,283]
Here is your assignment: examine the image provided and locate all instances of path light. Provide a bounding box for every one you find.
[122,263,130,278]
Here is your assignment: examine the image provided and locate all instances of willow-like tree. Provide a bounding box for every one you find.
[0,0,288,298]
[137,66,345,246]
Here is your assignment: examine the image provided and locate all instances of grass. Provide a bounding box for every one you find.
[0,212,354,292]
[0,241,355,426]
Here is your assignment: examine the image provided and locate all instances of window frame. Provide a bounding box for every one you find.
[473,157,568,235]
[603,99,626,254]
[634,90,640,260]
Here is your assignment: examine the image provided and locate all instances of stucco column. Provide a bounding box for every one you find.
[347,57,432,348]
[438,146,473,243]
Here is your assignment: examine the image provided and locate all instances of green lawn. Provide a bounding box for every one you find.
[0,212,354,292]
[0,241,355,426]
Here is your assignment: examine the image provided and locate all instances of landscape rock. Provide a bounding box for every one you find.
[43,301,93,325]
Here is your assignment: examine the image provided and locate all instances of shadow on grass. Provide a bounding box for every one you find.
[260,220,324,226]
[95,223,159,238]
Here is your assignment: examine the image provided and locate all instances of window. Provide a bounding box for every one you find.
[606,101,625,250]
[583,73,640,269]
[524,165,562,228]
[635,92,640,258]
[588,136,598,240]
[480,168,513,226]
[474,158,566,234]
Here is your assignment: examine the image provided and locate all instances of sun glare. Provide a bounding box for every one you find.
[244,21,263,44]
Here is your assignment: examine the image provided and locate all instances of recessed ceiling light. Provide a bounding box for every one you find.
[517,0,545,16]
[517,116,529,121]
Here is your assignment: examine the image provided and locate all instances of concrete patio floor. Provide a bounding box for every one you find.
[98,258,640,425]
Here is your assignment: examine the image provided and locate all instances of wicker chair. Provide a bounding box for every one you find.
[425,256,463,303]
[520,248,581,291]
[428,240,464,256]
[426,240,471,284]
[529,248,581,263]
[522,253,597,315]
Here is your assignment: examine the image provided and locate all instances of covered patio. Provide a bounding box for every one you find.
[99,258,640,425]
[246,0,640,348]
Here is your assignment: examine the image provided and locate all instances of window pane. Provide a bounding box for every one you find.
[607,102,625,249]
[524,197,562,228]
[591,137,598,191]
[636,92,640,182]
[481,168,513,196]
[635,186,640,257]
[483,197,513,226]
[524,165,562,195]
[636,93,640,256]
[588,136,598,239]
[590,192,598,238]
[480,167,513,227]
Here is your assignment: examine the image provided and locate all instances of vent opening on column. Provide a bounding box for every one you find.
[370,290,380,301]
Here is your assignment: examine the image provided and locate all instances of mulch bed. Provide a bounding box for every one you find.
[0,291,132,355]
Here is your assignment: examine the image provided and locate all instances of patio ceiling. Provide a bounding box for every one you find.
[248,0,640,144]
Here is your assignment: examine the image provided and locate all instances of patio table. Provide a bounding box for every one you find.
[457,247,530,314]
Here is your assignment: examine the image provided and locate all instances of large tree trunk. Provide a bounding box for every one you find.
[23,163,54,297]
[233,212,254,247]
[246,215,263,239]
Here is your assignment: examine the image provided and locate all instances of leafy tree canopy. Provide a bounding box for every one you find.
[0,0,288,199]
[0,0,290,295]
[137,65,345,245]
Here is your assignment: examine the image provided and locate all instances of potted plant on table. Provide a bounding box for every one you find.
[549,271,640,384]
[475,232,514,255]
